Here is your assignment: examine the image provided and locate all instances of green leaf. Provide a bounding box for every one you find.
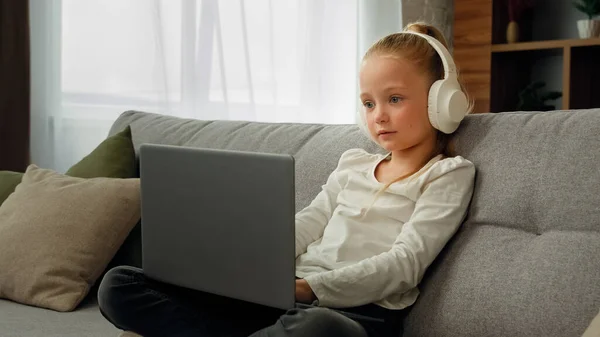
[574,2,590,15]
[573,1,587,13]
[573,0,600,16]
[541,91,563,101]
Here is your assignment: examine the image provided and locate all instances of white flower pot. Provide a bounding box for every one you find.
[577,19,600,39]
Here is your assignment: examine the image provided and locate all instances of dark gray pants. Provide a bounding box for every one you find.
[97,266,406,337]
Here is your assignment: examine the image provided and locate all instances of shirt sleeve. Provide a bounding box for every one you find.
[303,159,476,308]
[294,149,365,258]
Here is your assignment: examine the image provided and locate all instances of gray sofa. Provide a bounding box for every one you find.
[1,109,599,337]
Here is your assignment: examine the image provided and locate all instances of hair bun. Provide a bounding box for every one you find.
[403,21,449,49]
[405,22,433,37]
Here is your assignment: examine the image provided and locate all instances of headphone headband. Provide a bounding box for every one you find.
[401,31,457,79]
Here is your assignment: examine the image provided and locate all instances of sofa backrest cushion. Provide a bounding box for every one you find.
[108,109,600,337]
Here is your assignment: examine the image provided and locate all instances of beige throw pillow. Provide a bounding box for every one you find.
[582,309,600,337]
[0,165,140,312]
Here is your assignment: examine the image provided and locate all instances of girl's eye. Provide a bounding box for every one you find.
[390,96,402,103]
[363,101,374,109]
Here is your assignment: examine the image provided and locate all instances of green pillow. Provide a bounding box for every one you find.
[0,171,24,207]
[66,126,136,178]
[0,126,136,206]
[66,125,141,272]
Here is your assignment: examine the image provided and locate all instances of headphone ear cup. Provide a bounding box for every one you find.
[428,79,444,131]
[447,87,469,123]
[429,79,468,134]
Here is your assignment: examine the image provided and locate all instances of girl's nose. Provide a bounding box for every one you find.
[374,107,389,124]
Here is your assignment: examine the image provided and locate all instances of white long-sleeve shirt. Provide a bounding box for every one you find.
[294,148,475,309]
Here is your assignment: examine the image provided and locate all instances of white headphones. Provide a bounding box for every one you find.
[357,31,469,138]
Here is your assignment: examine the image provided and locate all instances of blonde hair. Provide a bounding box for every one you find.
[362,22,473,210]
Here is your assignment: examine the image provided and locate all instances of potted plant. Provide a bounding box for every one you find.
[573,0,600,38]
[506,0,535,43]
[516,81,562,111]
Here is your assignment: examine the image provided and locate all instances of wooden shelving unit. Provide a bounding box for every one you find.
[453,1,600,113]
[490,37,600,112]
[491,38,600,52]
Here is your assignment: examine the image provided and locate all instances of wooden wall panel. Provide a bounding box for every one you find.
[453,0,493,113]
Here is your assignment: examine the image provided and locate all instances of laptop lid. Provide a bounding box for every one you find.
[139,143,296,310]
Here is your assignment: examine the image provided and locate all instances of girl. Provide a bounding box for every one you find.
[98,22,476,337]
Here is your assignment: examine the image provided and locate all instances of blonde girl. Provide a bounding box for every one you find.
[98,22,476,337]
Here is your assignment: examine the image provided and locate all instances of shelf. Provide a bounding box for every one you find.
[454,0,600,113]
[491,38,600,53]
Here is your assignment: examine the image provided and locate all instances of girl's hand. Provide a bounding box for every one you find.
[295,279,316,303]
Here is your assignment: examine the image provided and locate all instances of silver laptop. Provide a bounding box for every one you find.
[139,143,384,323]
[139,143,296,310]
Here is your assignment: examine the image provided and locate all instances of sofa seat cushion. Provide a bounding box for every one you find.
[0,298,118,337]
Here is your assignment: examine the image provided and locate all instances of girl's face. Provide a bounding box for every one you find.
[359,54,437,154]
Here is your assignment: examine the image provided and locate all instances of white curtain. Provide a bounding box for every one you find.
[29,0,403,173]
